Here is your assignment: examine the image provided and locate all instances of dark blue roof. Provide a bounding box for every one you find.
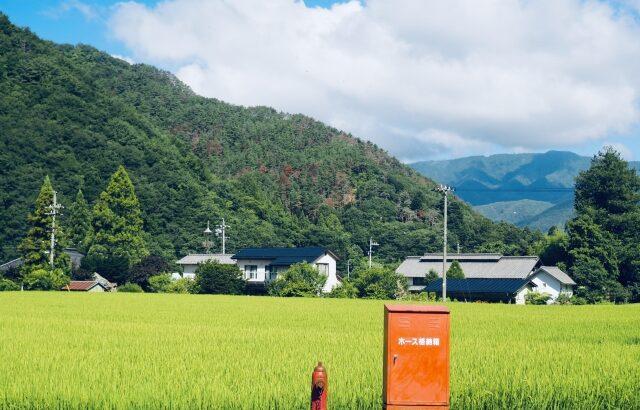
[424,278,531,294]
[232,247,336,264]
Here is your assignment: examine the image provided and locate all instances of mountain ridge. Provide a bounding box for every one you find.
[0,13,536,265]
[410,150,640,231]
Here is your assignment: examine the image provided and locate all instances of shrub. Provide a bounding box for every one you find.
[118,283,144,293]
[268,263,325,297]
[554,293,572,305]
[0,278,20,291]
[400,292,437,302]
[130,255,171,288]
[166,278,197,294]
[325,280,358,298]
[525,292,552,305]
[352,267,407,300]
[23,268,69,291]
[196,261,245,295]
[148,273,172,293]
[426,269,439,284]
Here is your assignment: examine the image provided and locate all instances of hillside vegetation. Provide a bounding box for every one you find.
[0,14,536,266]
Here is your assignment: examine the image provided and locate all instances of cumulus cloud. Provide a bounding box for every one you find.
[46,0,98,20]
[108,0,640,161]
[111,54,135,64]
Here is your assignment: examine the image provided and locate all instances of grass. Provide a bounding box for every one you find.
[0,293,639,409]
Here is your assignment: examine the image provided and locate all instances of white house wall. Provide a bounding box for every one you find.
[313,254,339,293]
[529,270,572,303]
[237,259,271,283]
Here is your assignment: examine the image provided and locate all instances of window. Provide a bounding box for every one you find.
[266,265,277,281]
[412,277,426,286]
[244,265,257,280]
[316,263,329,276]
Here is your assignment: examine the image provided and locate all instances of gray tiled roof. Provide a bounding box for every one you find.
[176,254,236,265]
[536,266,576,285]
[396,254,540,279]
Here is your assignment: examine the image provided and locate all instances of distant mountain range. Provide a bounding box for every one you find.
[410,151,640,231]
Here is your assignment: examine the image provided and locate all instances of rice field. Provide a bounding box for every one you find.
[0,293,638,409]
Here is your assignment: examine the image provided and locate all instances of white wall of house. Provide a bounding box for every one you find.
[515,286,529,305]
[182,265,197,279]
[236,254,339,292]
[529,270,572,303]
[313,254,338,293]
[88,284,105,293]
[237,259,271,283]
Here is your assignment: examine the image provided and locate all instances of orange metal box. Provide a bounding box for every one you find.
[383,305,450,410]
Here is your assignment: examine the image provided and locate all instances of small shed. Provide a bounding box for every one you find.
[64,281,108,292]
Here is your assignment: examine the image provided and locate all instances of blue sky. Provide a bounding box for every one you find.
[2,0,639,161]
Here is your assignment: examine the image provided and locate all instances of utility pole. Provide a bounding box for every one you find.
[45,191,63,268]
[346,259,351,280]
[436,185,452,301]
[368,237,379,268]
[203,221,213,254]
[215,218,230,255]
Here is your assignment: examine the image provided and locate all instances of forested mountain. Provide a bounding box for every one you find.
[0,14,537,269]
[411,151,640,231]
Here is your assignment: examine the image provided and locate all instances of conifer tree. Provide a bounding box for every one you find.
[87,166,148,266]
[18,176,69,273]
[447,260,465,279]
[66,189,91,251]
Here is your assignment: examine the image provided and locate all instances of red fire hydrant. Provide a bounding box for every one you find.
[310,362,327,410]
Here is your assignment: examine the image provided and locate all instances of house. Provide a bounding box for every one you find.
[232,247,340,293]
[62,273,117,292]
[63,281,109,292]
[396,253,575,304]
[175,253,235,279]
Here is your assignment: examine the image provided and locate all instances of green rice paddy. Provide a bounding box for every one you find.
[0,293,638,409]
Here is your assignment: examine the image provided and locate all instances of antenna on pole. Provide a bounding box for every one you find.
[45,191,63,268]
[436,184,453,301]
[215,219,230,255]
[368,237,379,269]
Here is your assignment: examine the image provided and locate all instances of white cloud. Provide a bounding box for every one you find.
[46,0,98,20]
[603,141,635,160]
[111,54,135,64]
[109,0,640,161]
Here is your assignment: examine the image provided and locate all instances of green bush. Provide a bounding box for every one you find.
[447,260,465,279]
[325,280,358,298]
[268,263,325,297]
[118,283,144,293]
[148,273,172,293]
[352,267,407,300]
[554,293,572,305]
[23,268,69,291]
[195,261,245,295]
[400,292,437,302]
[525,292,552,305]
[166,278,197,294]
[0,278,20,291]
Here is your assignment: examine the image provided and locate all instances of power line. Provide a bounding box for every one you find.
[453,188,574,193]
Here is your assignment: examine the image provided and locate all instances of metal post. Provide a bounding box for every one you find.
[368,238,379,269]
[436,185,452,301]
[443,191,447,301]
[222,218,226,255]
[347,260,351,280]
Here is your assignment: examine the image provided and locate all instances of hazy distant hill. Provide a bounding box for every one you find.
[410,151,640,231]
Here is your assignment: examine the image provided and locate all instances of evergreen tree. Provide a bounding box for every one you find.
[567,147,640,301]
[87,166,148,266]
[17,176,69,274]
[574,147,640,223]
[447,260,465,279]
[66,189,91,252]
